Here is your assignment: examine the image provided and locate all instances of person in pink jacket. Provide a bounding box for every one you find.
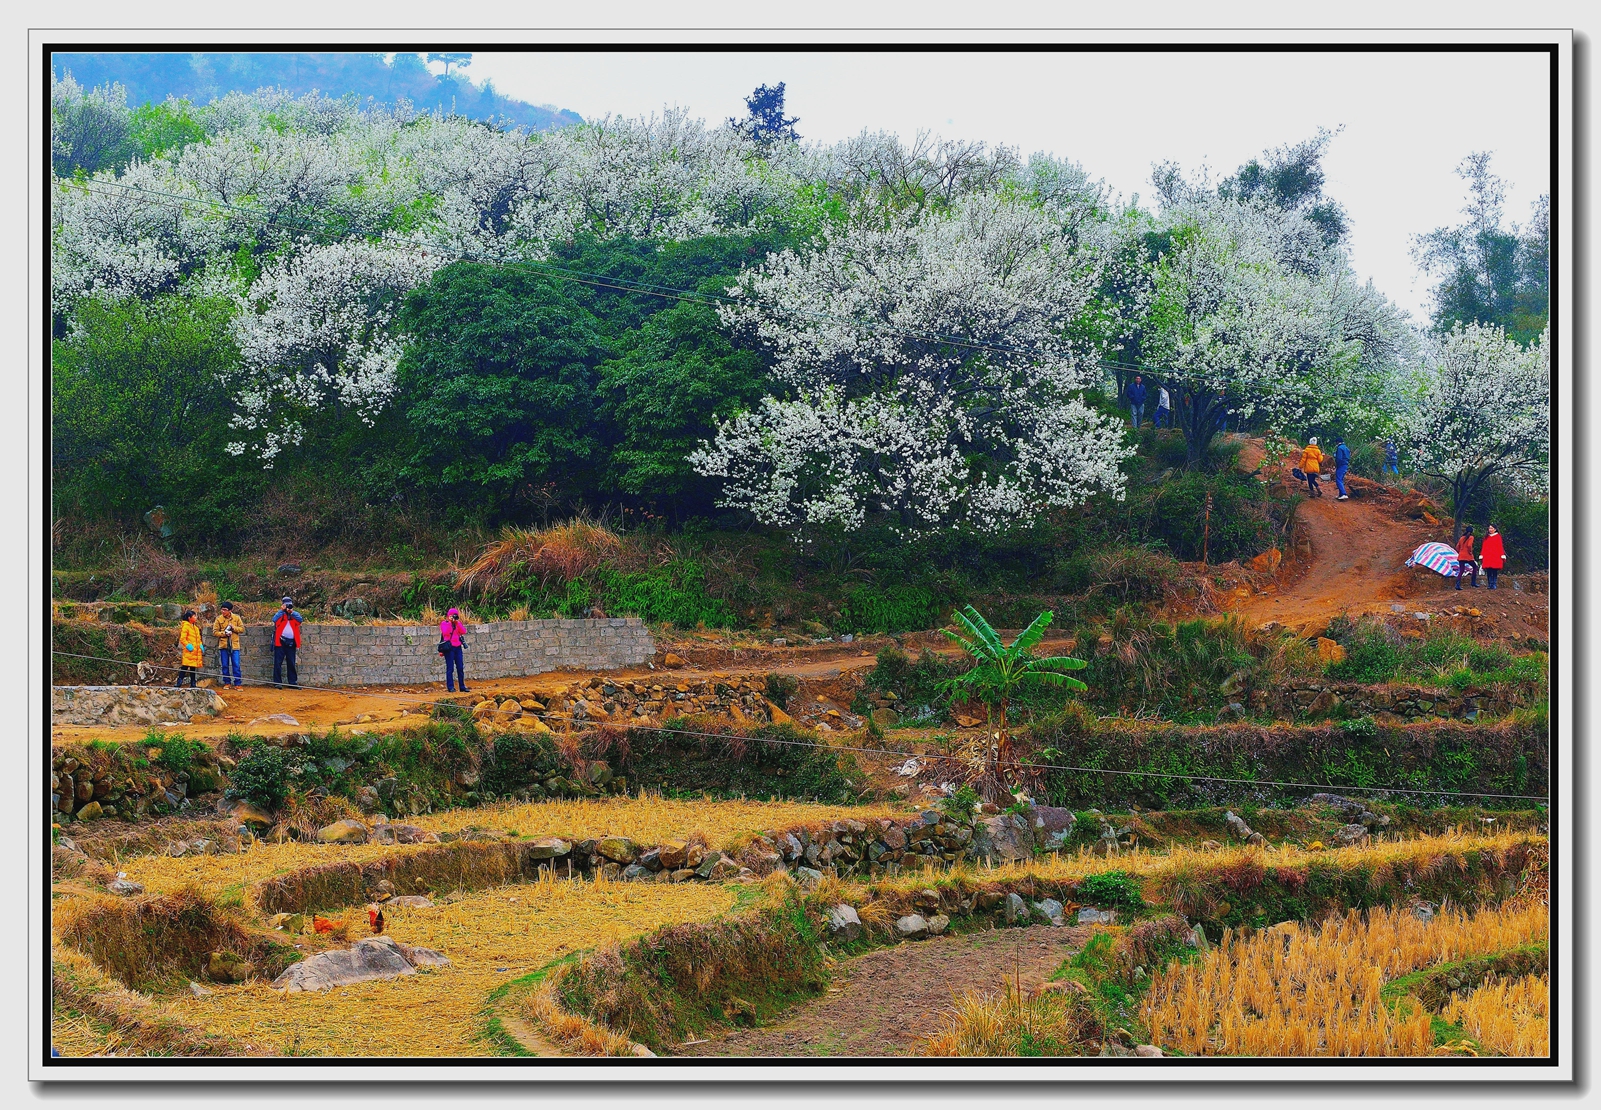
[439,607,469,692]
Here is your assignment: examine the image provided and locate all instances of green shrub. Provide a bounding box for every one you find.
[1087,545,1180,604]
[863,645,962,710]
[150,730,200,776]
[1075,870,1146,914]
[481,733,557,797]
[838,584,940,634]
[596,561,733,628]
[229,743,289,810]
[764,673,799,710]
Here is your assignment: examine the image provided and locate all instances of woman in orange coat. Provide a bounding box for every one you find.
[1299,438,1324,497]
[1479,525,1506,590]
[1454,527,1478,590]
[175,609,203,687]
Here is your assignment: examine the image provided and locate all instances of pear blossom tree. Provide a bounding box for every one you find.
[1399,322,1549,540]
[226,238,441,463]
[691,192,1131,532]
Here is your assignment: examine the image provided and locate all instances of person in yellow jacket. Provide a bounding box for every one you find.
[211,600,244,687]
[1299,437,1325,498]
[176,609,203,688]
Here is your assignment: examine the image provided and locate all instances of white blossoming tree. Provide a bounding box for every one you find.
[691,192,1131,532]
[1399,322,1549,540]
[226,238,440,463]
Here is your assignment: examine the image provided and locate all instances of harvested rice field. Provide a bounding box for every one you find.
[155,874,734,1057]
[412,796,906,848]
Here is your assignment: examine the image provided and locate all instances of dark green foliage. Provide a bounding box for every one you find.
[622,723,861,803]
[597,300,768,506]
[1031,714,1547,810]
[397,263,612,505]
[50,623,153,685]
[51,294,251,535]
[1076,870,1146,913]
[838,584,940,634]
[863,646,963,712]
[150,731,200,776]
[1324,616,1545,688]
[229,743,289,810]
[763,673,799,710]
[480,733,559,798]
[596,562,734,628]
[1137,470,1277,563]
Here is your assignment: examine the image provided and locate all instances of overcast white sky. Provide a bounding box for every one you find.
[462,49,1550,324]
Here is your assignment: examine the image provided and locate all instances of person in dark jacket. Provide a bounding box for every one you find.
[1454,528,1479,590]
[272,597,304,687]
[1334,437,1352,500]
[1126,375,1147,428]
[1384,438,1400,478]
[1479,525,1506,589]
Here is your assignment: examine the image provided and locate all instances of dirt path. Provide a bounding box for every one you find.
[1218,444,1550,642]
[675,924,1089,1058]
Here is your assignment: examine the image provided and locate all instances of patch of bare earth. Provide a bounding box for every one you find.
[674,924,1090,1058]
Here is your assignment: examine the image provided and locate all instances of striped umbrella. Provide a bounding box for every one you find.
[1405,541,1462,576]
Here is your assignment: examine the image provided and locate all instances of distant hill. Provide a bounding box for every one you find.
[50,51,583,131]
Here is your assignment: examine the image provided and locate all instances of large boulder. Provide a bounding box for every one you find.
[597,836,637,863]
[824,904,862,941]
[271,936,450,994]
[969,813,1034,865]
[230,801,276,830]
[316,819,371,845]
[895,914,931,940]
[1032,806,1077,852]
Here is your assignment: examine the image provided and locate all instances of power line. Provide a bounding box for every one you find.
[65,176,1274,402]
[52,649,1550,803]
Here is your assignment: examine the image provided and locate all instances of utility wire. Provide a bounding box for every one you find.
[52,649,1550,803]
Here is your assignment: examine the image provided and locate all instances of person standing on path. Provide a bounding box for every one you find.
[440,607,469,693]
[1126,375,1147,428]
[175,609,202,687]
[1333,437,1351,500]
[1384,438,1400,478]
[272,597,304,688]
[1479,525,1506,589]
[1299,438,1324,497]
[211,601,244,687]
[1455,527,1480,590]
[1154,385,1171,429]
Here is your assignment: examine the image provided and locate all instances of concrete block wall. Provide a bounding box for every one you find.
[234,618,654,687]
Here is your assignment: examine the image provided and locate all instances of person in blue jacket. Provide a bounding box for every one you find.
[1126,375,1147,428]
[1334,437,1352,500]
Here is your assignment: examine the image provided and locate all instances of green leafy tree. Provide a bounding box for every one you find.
[940,606,1088,801]
[1412,152,1549,344]
[129,98,206,160]
[597,300,768,509]
[51,293,249,532]
[396,263,612,510]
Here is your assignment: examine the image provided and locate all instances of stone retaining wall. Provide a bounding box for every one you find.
[52,686,226,728]
[236,618,654,687]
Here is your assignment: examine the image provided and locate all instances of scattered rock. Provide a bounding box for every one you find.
[824,903,863,941]
[316,819,371,845]
[1134,1044,1164,1058]
[597,836,638,863]
[385,895,434,909]
[188,981,213,998]
[1078,908,1116,926]
[1315,637,1347,666]
[1003,892,1028,924]
[272,936,449,993]
[231,801,275,830]
[1033,898,1066,926]
[1334,823,1370,846]
[207,951,254,984]
[248,714,300,727]
[277,564,302,576]
[926,913,951,936]
[662,653,685,667]
[795,866,824,886]
[106,878,143,896]
[73,802,104,822]
[895,914,931,940]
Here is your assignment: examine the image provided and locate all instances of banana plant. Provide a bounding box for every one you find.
[940,605,1088,798]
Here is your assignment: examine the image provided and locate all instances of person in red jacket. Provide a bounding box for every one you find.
[1454,527,1478,590]
[1479,525,1506,590]
[272,596,304,687]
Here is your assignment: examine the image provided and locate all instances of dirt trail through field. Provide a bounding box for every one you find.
[675,924,1090,1057]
